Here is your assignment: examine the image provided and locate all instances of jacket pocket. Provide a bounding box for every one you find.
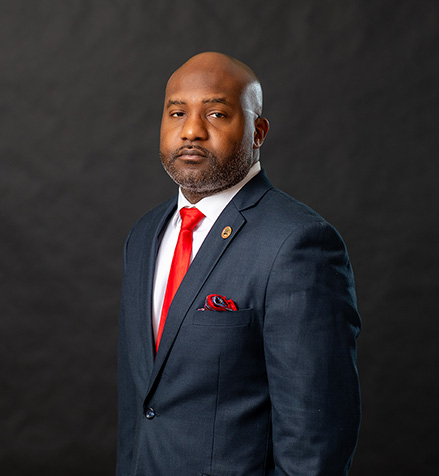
[193,308,253,327]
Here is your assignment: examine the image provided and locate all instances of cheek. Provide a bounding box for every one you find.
[214,126,247,151]
[160,128,175,152]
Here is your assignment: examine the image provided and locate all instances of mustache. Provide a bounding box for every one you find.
[171,145,214,159]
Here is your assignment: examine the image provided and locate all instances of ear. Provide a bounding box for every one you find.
[253,116,270,149]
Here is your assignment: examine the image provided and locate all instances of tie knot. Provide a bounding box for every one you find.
[180,207,205,231]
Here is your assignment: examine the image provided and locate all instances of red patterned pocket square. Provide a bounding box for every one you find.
[198,294,238,311]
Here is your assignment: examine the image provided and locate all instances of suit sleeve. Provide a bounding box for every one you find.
[263,221,361,476]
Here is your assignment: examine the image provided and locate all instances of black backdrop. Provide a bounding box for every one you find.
[1,1,437,475]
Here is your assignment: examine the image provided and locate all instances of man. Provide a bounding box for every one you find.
[117,52,361,476]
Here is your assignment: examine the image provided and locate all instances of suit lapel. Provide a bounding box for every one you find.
[145,170,273,397]
[135,198,177,383]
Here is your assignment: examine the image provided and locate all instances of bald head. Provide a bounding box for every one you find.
[166,52,264,116]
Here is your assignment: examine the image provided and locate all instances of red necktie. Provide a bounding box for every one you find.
[156,207,205,352]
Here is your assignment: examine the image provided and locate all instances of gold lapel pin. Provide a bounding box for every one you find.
[221,226,232,239]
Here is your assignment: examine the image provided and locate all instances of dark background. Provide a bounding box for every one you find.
[1,1,437,475]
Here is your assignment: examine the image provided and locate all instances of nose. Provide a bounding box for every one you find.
[180,114,208,141]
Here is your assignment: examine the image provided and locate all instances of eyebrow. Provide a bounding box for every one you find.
[166,99,186,108]
[166,97,232,108]
[202,97,231,106]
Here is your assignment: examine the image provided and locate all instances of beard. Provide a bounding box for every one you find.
[160,144,254,196]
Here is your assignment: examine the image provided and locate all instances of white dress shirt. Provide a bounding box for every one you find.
[152,161,261,339]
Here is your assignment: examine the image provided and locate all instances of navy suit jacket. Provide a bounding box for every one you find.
[117,170,361,476]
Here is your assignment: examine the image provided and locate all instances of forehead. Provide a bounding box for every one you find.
[165,67,248,105]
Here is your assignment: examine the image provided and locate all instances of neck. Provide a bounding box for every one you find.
[180,189,210,204]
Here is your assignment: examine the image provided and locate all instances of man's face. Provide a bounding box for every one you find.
[160,66,257,201]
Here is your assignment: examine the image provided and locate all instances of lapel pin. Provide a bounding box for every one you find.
[221,226,232,239]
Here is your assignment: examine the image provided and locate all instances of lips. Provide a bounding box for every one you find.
[177,148,207,159]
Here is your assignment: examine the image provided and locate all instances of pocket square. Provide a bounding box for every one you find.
[198,294,238,311]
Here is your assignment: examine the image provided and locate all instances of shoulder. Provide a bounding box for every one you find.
[257,189,356,299]
[263,187,326,225]
[128,196,176,236]
[122,196,177,259]
[235,169,332,233]
[235,182,354,285]
[246,183,342,241]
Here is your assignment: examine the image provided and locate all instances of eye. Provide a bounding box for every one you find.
[209,112,226,119]
[170,111,185,118]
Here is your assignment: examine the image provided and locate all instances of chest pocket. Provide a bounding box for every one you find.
[192,308,253,327]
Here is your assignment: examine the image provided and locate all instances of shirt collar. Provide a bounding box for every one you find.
[176,161,261,224]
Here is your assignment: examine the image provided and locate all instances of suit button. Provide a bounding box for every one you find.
[144,408,156,420]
